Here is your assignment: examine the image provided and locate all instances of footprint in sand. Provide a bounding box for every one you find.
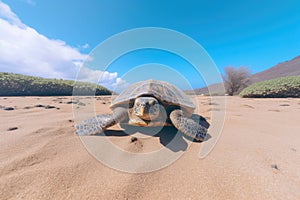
[206,108,220,111]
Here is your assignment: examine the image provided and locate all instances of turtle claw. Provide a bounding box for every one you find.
[170,109,208,142]
[194,127,208,141]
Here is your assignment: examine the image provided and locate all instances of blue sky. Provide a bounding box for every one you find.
[1,0,300,90]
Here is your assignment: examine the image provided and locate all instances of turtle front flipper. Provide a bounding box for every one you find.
[170,109,207,141]
[75,107,128,135]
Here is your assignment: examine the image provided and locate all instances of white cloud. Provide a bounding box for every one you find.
[77,67,129,92]
[0,1,126,90]
[0,1,24,27]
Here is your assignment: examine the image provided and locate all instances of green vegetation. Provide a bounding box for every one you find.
[240,76,300,98]
[0,72,111,96]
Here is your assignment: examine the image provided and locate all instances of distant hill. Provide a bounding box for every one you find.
[0,72,111,96]
[193,55,300,95]
[250,55,300,82]
[188,83,224,95]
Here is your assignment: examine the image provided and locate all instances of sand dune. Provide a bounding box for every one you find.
[0,96,299,199]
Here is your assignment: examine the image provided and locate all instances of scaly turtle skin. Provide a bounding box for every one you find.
[76,80,208,141]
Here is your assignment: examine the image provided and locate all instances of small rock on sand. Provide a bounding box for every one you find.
[45,105,56,109]
[271,164,279,170]
[35,104,44,108]
[34,104,56,109]
[66,101,85,106]
[7,127,18,131]
[77,102,86,106]
[130,137,138,143]
[4,107,14,111]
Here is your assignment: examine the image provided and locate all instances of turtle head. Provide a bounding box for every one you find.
[133,97,160,120]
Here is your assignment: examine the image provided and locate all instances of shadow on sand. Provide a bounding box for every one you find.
[94,114,211,153]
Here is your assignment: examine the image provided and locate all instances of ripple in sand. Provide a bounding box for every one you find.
[268,109,280,112]
[242,104,255,109]
[279,104,290,106]
[291,148,297,152]
[206,108,220,111]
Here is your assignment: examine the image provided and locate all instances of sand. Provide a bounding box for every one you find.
[0,96,299,199]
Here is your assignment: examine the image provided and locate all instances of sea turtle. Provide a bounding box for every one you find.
[75,80,208,141]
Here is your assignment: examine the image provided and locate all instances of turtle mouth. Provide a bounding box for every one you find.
[129,118,148,126]
[134,120,148,126]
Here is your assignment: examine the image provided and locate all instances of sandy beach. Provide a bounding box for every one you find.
[0,96,299,199]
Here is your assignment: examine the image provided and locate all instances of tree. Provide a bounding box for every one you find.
[223,66,251,96]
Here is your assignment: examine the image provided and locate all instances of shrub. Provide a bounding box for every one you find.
[240,76,300,98]
[0,72,112,96]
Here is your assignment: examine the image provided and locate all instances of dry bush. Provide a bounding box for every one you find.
[223,67,251,96]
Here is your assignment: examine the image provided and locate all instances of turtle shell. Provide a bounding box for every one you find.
[111,79,195,114]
